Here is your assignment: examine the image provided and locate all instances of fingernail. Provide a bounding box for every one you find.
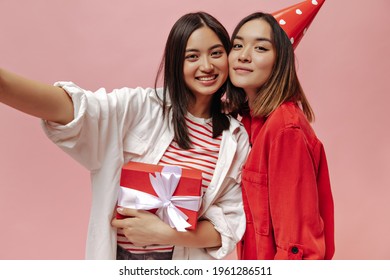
[117,207,124,213]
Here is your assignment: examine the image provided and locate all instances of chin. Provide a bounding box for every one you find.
[231,81,246,88]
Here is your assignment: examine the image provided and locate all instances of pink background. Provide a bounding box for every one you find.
[0,0,389,260]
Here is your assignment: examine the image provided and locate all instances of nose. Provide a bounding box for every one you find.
[238,47,251,63]
[199,56,214,72]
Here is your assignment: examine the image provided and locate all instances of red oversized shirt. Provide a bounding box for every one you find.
[239,102,335,260]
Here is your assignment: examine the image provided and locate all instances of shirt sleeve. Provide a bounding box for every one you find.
[41,82,153,171]
[268,127,326,259]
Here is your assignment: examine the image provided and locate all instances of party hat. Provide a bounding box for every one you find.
[272,0,325,49]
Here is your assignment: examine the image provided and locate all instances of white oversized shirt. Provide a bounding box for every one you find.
[42,82,250,259]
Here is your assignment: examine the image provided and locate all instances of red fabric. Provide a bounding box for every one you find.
[272,0,326,49]
[239,102,335,259]
[117,161,202,230]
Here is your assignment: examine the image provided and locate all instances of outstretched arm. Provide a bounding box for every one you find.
[0,68,74,124]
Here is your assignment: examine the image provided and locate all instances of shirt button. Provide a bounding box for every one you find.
[291,246,299,254]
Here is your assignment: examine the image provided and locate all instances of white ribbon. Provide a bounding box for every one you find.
[117,166,201,232]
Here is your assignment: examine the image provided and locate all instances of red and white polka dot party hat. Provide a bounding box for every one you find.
[272,0,326,49]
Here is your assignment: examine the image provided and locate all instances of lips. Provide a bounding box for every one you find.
[233,66,253,73]
[196,74,218,81]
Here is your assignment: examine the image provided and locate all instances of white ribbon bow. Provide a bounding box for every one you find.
[117,166,201,232]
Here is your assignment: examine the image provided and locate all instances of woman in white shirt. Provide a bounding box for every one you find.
[0,12,249,259]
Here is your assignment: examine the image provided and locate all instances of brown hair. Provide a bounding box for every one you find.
[226,12,314,122]
[155,12,231,149]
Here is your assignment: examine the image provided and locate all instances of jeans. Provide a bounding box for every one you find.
[116,245,173,260]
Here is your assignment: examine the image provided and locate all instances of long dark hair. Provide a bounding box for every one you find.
[226,12,314,122]
[154,12,231,149]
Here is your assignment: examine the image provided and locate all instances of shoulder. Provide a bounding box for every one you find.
[112,86,163,103]
[225,116,250,153]
[267,102,320,147]
[266,102,309,130]
[55,81,164,103]
[227,116,248,137]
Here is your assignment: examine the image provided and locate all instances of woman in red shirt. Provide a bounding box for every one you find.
[226,11,335,259]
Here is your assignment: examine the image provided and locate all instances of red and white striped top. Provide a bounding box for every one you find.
[117,113,222,254]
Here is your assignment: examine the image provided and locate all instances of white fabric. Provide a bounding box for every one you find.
[42,82,250,260]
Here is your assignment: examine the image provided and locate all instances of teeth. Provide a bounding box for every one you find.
[198,75,216,81]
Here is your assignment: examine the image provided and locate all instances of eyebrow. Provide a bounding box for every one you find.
[185,43,224,53]
[234,35,272,43]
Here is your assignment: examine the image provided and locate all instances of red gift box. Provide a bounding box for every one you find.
[116,161,203,231]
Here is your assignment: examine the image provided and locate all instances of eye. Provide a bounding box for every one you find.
[185,54,199,61]
[232,43,243,49]
[255,46,269,52]
[211,49,224,58]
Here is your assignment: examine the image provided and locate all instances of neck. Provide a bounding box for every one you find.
[188,97,212,119]
[245,89,258,110]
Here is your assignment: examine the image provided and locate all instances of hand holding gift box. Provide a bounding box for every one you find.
[117,162,203,232]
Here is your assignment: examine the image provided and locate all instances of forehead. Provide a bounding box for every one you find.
[236,19,272,40]
[186,26,222,49]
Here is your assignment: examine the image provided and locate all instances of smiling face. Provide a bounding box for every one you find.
[183,26,228,104]
[228,19,276,102]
